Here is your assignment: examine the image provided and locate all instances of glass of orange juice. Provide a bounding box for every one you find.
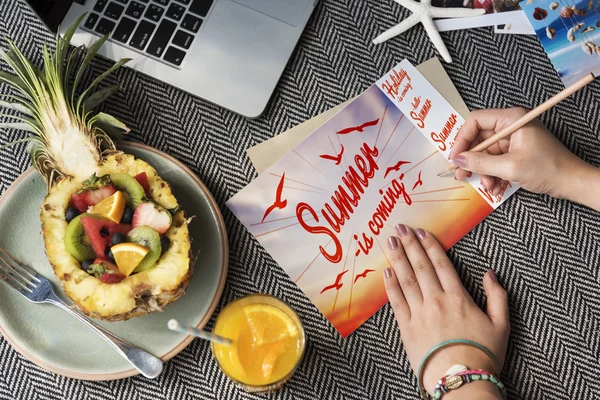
[211,294,306,392]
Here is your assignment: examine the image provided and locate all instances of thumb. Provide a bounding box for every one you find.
[453,151,516,181]
[483,269,510,331]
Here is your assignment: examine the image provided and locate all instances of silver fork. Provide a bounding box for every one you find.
[0,248,163,379]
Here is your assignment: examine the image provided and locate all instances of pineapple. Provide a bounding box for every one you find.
[0,16,193,320]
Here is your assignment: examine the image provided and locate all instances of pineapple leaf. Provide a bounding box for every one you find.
[0,121,39,133]
[0,70,33,98]
[64,46,84,96]
[56,14,86,80]
[0,98,33,116]
[83,85,120,112]
[71,34,109,104]
[1,44,44,101]
[0,136,36,151]
[89,112,130,139]
[77,58,131,115]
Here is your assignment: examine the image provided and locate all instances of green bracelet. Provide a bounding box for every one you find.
[417,339,499,400]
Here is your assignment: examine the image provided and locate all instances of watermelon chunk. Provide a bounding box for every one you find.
[134,173,150,196]
[81,217,132,259]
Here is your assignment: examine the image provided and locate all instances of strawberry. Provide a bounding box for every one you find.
[71,174,117,212]
[134,172,150,196]
[132,202,172,235]
[99,271,125,284]
[88,259,125,284]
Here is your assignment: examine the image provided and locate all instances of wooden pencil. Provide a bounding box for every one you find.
[437,72,596,177]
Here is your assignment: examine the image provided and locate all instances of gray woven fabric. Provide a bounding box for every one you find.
[1,0,600,399]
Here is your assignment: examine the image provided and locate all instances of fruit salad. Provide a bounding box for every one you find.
[65,172,178,285]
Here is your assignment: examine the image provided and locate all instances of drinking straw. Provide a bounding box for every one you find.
[167,319,232,346]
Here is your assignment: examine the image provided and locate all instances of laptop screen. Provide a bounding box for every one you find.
[25,0,82,33]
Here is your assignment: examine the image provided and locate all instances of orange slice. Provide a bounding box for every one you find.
[90,191,126,223]
[111,242,149,277]
[261,341,286,381]
[243,304,298,346]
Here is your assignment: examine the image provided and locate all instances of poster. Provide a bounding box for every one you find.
[227,60,518,337]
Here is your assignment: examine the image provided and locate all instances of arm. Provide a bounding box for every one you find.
[560,161,600,212]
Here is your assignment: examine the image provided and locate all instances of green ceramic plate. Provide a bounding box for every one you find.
[0,142,228,380]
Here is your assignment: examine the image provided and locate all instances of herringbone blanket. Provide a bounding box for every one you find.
[1,0,599,399]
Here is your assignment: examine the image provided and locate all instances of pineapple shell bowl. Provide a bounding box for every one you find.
[0,142,228,379]
[41,152,193,320]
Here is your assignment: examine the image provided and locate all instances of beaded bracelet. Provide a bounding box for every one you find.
[428,369,506,399]
[417,339,500,400]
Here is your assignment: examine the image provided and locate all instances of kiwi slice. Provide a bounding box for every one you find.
[65,214,96,262]
[110,173,145,209]
[127,226,162,273]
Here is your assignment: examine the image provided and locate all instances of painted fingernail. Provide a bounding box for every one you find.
[488,269,497,282]
[452,154,467,168]
[387,236,398,250]
[416,228,426,240]
[395,224,408,237]
[384,268,393,279]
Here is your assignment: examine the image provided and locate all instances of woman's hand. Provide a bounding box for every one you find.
[450,107,599,204]
[384,225,509,398]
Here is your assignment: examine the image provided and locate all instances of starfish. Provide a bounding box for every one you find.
[373,0,485,63]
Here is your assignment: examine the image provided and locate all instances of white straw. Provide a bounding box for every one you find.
[167,319,232,346]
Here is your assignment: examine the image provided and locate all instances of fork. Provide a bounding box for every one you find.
[0,248,163,379]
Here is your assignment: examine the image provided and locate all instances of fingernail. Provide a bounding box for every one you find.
[387,236,398,250]
[416,228,426,240]
[384,268,393,279]
[488,269,497,282]
[395,224,408,237]
[452,154,467,168]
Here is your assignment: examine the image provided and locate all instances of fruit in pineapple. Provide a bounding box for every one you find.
[0,16,193,321]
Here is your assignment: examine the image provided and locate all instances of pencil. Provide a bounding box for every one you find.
[437,72,596,177]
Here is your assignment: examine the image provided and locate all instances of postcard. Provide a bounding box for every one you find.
[431,1,523,31]
[227,60,519,337]
[495,20,536,34]
[520,0,600,86]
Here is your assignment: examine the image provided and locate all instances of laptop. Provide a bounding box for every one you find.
[25,0,317,118]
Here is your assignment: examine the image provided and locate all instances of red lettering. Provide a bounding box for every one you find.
[430,113,458,152]
[296,202,342,263]
[431,133,447,151]
[478,187,495,203]
[381,68,408,98]
[297,142,381,263]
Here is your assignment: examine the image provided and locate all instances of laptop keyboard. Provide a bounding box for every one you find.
[83,0,214,67]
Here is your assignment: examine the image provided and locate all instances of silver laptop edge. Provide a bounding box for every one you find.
[58,0,316,118]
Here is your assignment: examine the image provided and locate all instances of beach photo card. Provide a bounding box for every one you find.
[520,0,600,86]
[227,60,518,337]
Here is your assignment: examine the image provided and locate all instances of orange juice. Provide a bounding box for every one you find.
[212,294,305,391]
